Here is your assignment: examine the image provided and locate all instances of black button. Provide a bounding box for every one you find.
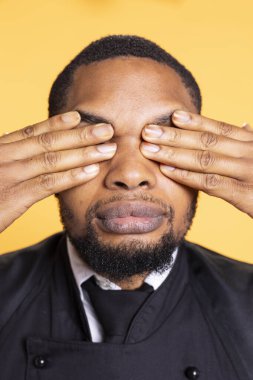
[33,355,47,369]
[184,366,200,379]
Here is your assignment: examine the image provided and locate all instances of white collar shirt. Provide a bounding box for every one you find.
[67,237,178,342]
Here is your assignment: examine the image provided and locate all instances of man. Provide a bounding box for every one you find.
[0,35,252,380]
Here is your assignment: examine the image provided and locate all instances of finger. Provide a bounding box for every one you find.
[172,111,253,142]
[242,123,253,132]
[17,164,101,207]
[0,123,114,162]
[142,124,253,158]
[0,111,81,144]
[140,142,251,181]
[5,143,117,182]
[159,166,252,215]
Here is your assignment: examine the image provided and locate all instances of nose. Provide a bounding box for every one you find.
[104,143,157,191]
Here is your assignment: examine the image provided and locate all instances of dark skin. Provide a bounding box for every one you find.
[0,57,252,289]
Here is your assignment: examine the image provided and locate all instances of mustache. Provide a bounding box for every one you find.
[87,192,175,222]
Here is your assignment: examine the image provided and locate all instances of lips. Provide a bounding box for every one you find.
[95,202,165,234]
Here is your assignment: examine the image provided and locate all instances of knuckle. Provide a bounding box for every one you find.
[47,115,58,129]
[22,125,35,138]
[219,121,233,136]
[200,131,218,148]
[180,169,192,179]
[168,128,181,142]
[70,167,87,180]
[37,132,55,150]
[164,147,176,160]
[70,168,80,179]
[0,186,10,202]
[0,165,12,183]
[203,173,220,191]
[78,128,88,144]
[80,147,89,159]
[197,150,215,171]
[39,173,56,192]
[42,151,59,169]
[0,181,16,203]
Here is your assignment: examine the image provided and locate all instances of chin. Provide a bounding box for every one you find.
[100,233,165,246]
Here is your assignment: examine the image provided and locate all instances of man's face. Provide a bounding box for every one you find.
[58,57,197,281]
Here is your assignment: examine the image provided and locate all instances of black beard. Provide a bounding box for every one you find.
[68,227,179,282]
[59,193,197,282]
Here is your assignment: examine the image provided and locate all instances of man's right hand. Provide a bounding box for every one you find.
[0,111,116,233]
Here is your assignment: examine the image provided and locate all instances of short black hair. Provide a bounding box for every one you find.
[48,35,202,116]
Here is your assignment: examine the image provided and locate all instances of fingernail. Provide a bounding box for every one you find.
[242,122,252,129]
[144,125,163,137]
[142,143,160,152]
[173,110,190,123]
[96,143,117,153]
[61,111,80,123]
[161,165,176,171]
[92,124,113,138]
[83,164,99,174]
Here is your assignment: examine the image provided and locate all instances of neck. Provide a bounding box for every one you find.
[109,273,149,290]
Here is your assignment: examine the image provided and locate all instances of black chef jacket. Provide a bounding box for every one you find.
[0,232,252,380]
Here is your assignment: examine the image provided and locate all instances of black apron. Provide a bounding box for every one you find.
[0,237,239,380]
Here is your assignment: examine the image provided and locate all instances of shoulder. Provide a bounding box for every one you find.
[183,240,253,296]
[184,240,253,274]
[183,241,253,373]
[0,232,65,331]
[0,232,64,268]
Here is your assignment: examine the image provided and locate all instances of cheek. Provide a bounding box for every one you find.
[58,180,100,224]
[157,175,196,217]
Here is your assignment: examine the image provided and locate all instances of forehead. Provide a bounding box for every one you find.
[67,57,196,123]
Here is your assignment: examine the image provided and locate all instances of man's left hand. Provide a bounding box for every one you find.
[141,110,253,218]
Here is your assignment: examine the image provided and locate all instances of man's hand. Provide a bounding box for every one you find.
[141,110,253,218]
[0,111,116,233]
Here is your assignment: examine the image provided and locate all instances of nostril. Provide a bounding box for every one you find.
[113,181,149,190]
[140,181,149,187]
[114,181,129,189]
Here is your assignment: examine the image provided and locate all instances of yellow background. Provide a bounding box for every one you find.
[0,0,252,262]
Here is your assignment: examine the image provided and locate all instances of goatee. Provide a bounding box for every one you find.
[60,193,197,282]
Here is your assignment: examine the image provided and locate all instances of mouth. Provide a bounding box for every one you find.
[95,201,166,234]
